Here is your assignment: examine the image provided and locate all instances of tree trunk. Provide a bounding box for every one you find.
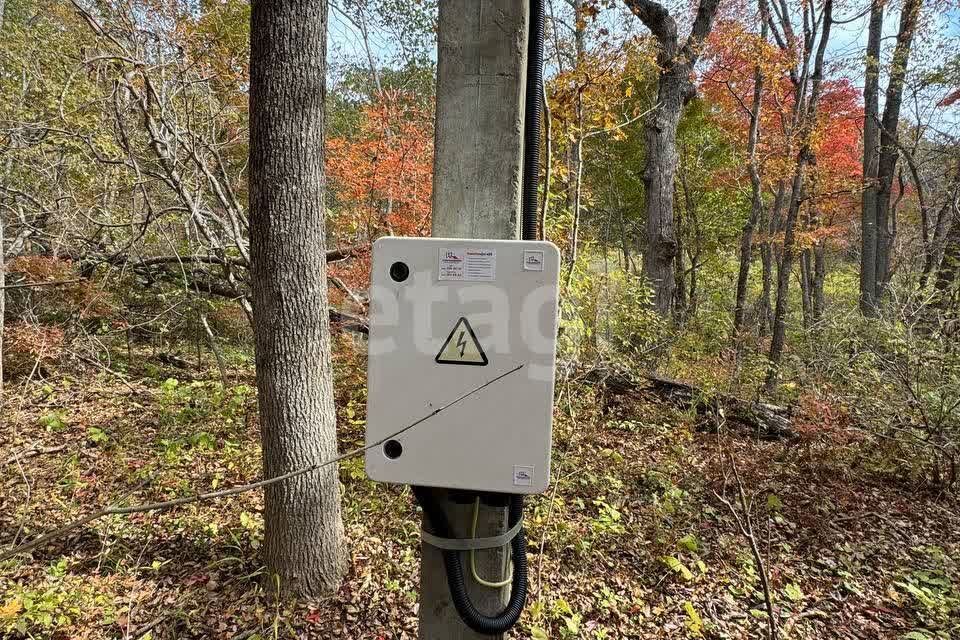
[733,25,766,333]
[800,248,813,329]
[759,241,773,336]
[605,161,633,272]
[813,240,826,322]
[689,250,700,318]
[767,166,808,390]
[643,69,684,316]
[860,0,883,315]
[248,0,347,597]
[565,2,585,217]
[759,182,785,336]
[674,183,688,320]
[874,0,921,302]
[566,97,584,288]
[766,0,833,391]
[934,199,960,313]
[540,83,552,242]
[626,0,721,318]
[920,193,956,291]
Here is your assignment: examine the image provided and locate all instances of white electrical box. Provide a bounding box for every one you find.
[364,237,560,494]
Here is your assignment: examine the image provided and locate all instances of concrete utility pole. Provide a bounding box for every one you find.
[421,0,529,638]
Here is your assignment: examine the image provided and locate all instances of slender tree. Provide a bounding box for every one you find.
[934,188,960,312]
[860,0,883,315]
[625,0,722,317]
[873,0,922,301]
[765,0,834,391]
[733,7,769,334]
[248,0,348,596]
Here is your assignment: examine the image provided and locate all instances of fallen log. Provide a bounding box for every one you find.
[584,368,795,440]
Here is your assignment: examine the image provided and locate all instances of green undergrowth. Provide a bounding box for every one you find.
[1,332,958,639]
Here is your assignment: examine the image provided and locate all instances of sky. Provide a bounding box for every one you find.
[327,1,960,135]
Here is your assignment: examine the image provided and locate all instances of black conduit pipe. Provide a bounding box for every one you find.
[414,487,528,635]
[522,0,546,241]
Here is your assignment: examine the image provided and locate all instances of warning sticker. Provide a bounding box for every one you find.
[435,317,488,366]
[438,247,496,281]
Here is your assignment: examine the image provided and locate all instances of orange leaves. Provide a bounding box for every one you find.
[327,90,433,240]
[702,21,864,232]
[703,22,799,184]
[7,256,74,283]
[795,224,850,250]
[3,322,66,376]
[326,91,433,289]
[6,256,112,319]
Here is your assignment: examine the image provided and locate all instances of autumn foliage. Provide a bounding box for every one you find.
[326,90,434,293]
[702,21,864,248]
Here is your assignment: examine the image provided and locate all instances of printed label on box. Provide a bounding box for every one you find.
[513,465,534,487]
[523,250,545,272]
[439,247,496,281]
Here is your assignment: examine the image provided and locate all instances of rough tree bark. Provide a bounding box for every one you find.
[759,182,786,336]
[813,240,826,321]
[765,0,833,391]
[675,181,688,318]
[800,248,813,329]
[860,0,883,315]
[733,12,767,334]
[625,0,721,317]
[874,0,922,302]
[248,0,348,597]
[934,194,960,312]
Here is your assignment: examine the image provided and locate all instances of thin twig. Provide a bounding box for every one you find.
[69,350,143,396]
[714,431,778,639]
[0,363,525,561]
[0,279,82,291]
[4,444,67,466]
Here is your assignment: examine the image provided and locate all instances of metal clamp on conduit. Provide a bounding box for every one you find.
[420,518,525,552]
[414,487,529,636]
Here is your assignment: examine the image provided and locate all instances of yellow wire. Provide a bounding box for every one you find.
[469,497,513,588]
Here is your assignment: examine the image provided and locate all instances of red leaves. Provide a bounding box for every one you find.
[326,90,434,241]
[326,90,434,290]
[702,22,864,230]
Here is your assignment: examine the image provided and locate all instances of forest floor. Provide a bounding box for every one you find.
[1,347,958,640]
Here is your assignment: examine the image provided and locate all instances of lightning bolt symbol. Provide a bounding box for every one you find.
[456,331,467,357]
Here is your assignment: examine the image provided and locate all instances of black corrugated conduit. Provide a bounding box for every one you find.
[416,1,544,634]
[414,487,528,635]
[522,0,545,242]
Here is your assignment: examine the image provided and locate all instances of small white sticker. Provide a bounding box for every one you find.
[439,247,496,281]
[513,465,534,487]
[523,250,545,272]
